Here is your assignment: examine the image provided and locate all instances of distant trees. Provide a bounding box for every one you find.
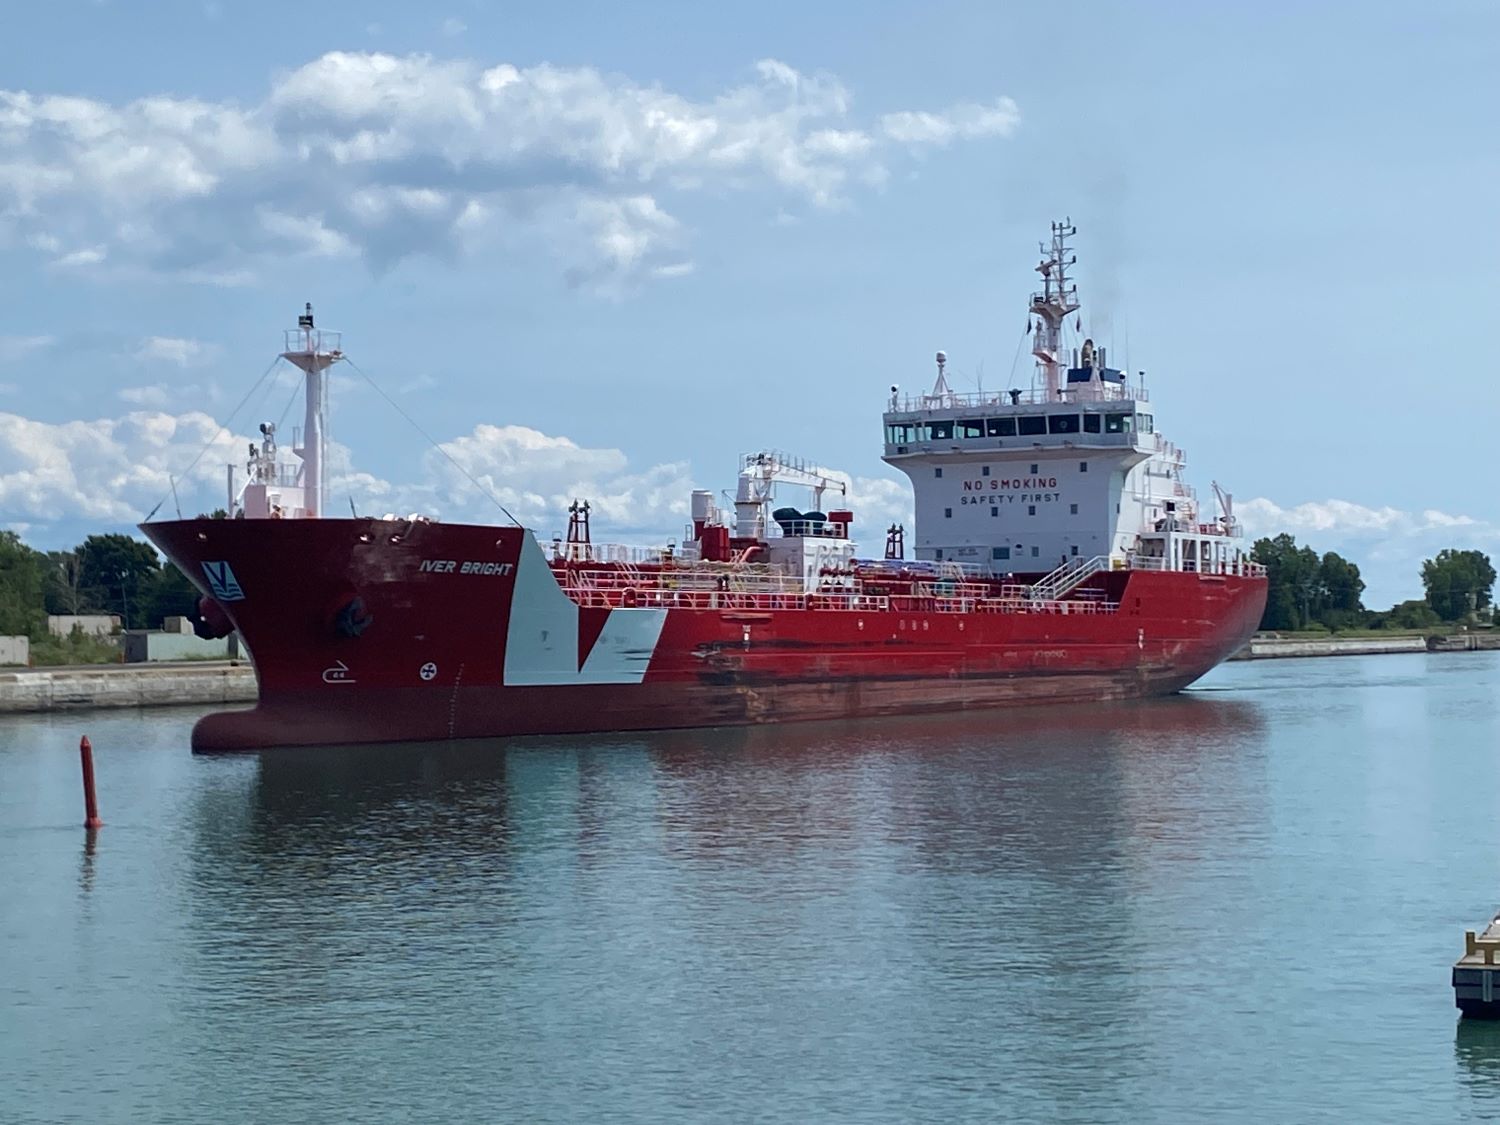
[0,531,202,642]
[0,532,46,637]
[44,550,86,615]
[77,534,162,629]
[1248,535,1495,632]
[1421,549,1495,622]
[1250,534,1365,631]
[1381,599,1441,630]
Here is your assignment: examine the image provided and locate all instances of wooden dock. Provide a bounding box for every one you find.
[1453,914,1500,1017]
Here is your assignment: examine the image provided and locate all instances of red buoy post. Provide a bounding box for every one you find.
[79,735,103,829]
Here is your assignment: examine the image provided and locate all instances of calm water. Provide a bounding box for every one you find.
[4,653,1500,1123]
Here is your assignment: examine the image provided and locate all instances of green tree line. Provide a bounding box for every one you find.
[0,530,202,659]
[1251,533,1494,632]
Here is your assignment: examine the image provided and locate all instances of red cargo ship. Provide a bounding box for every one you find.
[144,222,1265,750]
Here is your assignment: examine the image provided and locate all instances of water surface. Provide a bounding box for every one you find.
[3,652,1500,1123]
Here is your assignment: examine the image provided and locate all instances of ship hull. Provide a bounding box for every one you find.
[143,518,1266,751]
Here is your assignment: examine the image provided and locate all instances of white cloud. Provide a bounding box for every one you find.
[134,335,213,366]
[879,98,1020,146]
[117,383,171,407]
[0,408,243,522]
[397,372,438,395]
[1238,497,1488,539]
[0,394,922,562]
[414,423,694,536]
[1239,496,1500,607]
[440,17,466,36]
[52,246,107,268]
[0,53,1020,290]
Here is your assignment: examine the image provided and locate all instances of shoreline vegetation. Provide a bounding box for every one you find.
[1247,534,1495,634]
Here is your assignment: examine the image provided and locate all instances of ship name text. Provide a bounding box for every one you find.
[419,559,516,576]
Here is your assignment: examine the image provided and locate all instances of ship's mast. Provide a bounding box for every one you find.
[280,303,343,519]
[1029,219,1080,401]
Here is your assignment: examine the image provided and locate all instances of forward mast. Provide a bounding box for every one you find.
[230,304,342,520]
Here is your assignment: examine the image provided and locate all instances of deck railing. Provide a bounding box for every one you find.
[888,384,1148,413]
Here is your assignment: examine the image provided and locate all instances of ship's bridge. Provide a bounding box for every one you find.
[874,220,1257,576]
[882,387,1154,459]
[880,337,1234,574]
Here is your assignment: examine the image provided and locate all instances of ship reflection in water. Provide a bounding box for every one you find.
[232,693,1268,863]
[173,694,1280,1121]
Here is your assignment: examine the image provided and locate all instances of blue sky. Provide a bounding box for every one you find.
[1,0,1496,607]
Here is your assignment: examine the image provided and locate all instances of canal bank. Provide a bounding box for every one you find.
[0,662,256,714]
[1232,632,1500,659]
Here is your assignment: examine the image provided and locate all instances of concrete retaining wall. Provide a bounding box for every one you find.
[1428,633,1500,652]
[1236,636,1429,660]
[122,631,237,662]
[0,636,29,666]
[47,615,120,638]
[0,663,257,714]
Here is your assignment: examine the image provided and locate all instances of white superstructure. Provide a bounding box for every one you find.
[230,304,342,520]
[882,221,1250,577]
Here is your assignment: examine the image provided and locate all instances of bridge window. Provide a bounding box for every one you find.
[1138,413,1154,432]
[1048,414,1080,434]
[931,421,954,440]
[1104,413,1134,434]
[886,423,916,443]
[1018,416,1046,436]
[958,419,985,439]
[987,417,1016,437]
[1083,413,1101,433]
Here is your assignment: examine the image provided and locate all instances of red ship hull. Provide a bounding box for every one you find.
[143,518,1266,751]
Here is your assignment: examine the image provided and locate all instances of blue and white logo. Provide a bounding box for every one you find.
[201,560,246,602]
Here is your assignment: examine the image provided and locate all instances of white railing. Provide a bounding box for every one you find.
[885,430,1145,451]
[552,541,680,566]
[767,519,850,539]
[1127,555,1265,578]
[888,384,1148,414]
[1029,555,1110,601]
[282,328,342,354]
[247,464,302,487]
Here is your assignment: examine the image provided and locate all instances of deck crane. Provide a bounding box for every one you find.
[731,451,848,540]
